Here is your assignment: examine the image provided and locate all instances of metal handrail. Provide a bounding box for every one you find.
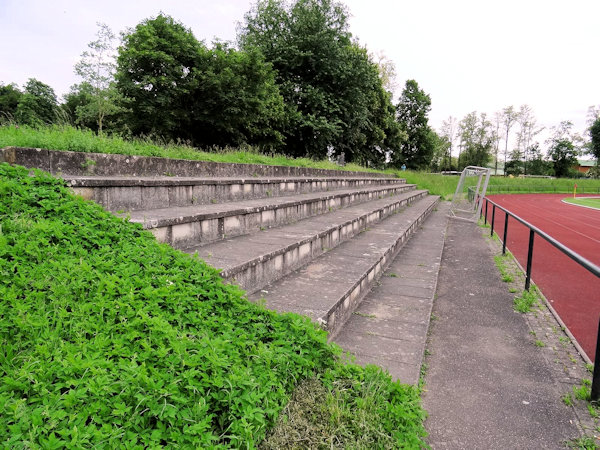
[478,194,600,399]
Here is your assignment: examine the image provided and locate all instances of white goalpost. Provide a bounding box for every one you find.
[449,166,491,222]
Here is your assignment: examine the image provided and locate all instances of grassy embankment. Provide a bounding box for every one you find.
[0,162,427,447]
[0,124,384,174]
[2,124,598,200]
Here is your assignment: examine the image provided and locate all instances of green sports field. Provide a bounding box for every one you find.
[563,197,600,209]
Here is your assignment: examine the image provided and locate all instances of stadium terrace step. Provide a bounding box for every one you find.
[188,189,429,293]
[333,202,450,384]
[0,147,392,178]
[64,175,406,212]
[127,184,418,248]
[248,195,440,339]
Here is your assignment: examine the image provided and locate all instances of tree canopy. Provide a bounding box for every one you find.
[394,79,433,169]
[238,0,397,165]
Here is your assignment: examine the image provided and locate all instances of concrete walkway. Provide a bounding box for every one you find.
[422,217,581,449]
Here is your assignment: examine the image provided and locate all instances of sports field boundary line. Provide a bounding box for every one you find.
[561,198,600,211]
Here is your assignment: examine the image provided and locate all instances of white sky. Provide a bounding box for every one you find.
[1,0,599,148]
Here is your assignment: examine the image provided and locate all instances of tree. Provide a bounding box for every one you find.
[394,79,434,169]
[62,82,95,128]
[190,42,286,149]
[501,106,518,176]
[14,78,58,125]
[429,130,450,172]
[75,23,123,133]
[117,14,287,149]
[440,116,458,171]
[515,105,543,175]
[492,111,502,175]
[116,15,203,141]
[0,83,22,121]
[589,117,600,162]
[457,112,493,169]
[239,0,396,164]
[547,121,580,178]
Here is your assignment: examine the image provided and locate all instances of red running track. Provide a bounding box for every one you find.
[485,194,600,360]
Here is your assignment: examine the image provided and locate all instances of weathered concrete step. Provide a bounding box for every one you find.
[188,189,429,293]
[333,202,450,385]
[248,195,440,339]
[65,175,405,211]
[128,183,417,248]
[1,147,393,178]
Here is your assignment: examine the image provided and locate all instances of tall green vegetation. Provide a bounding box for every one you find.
[13,78,59,126]
[589,117,600,164]
[0,163,427,447]
[457,111,493,169]
[394,79,434,169]
[116,15,285,150]
[0,2,424,168]
[238,0,401,165]
[72,23,125,134]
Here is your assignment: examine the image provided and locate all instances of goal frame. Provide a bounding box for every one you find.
[449,166,491,222]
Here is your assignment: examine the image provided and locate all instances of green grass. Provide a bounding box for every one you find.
[0,163,427,448]
[513,289,538,313]
[401,171,600,199]
[563,197,600,210]
[494,254,514,283]
[0,124,381,174]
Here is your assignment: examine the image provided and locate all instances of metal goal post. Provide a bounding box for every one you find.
[449,166,491,222]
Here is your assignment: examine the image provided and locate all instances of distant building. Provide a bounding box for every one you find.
[575,159,596,174]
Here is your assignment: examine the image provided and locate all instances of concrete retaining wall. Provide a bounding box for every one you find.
[0,147,393,179]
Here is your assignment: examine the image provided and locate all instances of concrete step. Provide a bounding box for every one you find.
[333,201,450,385]
[127,183,418,248]
[247,195,440,339]
[66,175,406,212]
[188,189,430,293]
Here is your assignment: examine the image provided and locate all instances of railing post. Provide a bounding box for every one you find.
[484,200,488,225]
[491,204,496,236]
[502,213,508,255]
[525,229,535,291]
[591,318,600,401]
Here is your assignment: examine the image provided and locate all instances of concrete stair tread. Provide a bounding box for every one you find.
[247,195,440,336]
[127,183,417,226]
[333,202,450,385]
[186,190,428,271]
[64,175,404,186]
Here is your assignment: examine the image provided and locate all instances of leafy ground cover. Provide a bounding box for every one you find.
[0,124,381,174]
[0,163,427,448]
[563,197,600,209]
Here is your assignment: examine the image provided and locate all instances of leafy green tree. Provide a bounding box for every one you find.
[116,15,203,141]
[428,130,451,172]
[190,43,285,150]
[62,82,94,125]
[74,23,124,133]
[0,83,22,121]
[117,14,285,149]
[239,0,395,164]
[525,143,551,175]
[394,80,433,169]
[589,117,600,162]
[15,78,58,125]
[501,106,518,176]
[457,112,493,170]
[547,121,579,177]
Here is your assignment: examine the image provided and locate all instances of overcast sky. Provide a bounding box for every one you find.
[1,0,599,146]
